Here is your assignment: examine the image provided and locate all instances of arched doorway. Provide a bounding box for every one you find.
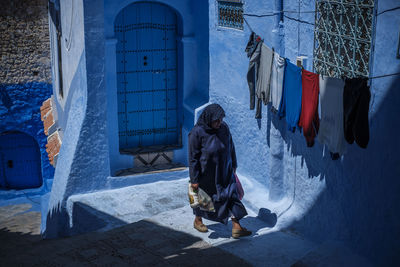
[0,131,42,189]
[115,2,181,154]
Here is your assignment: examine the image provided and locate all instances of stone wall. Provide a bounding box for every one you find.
[0,0,54,192]
[0,0,51,84]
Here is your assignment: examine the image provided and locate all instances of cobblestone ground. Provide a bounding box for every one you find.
[0,204,250,266]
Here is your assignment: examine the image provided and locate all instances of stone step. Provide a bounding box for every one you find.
[291,240,373,267]
[65,177,372,266]
[149,205,318,267]
[67,177,189,233]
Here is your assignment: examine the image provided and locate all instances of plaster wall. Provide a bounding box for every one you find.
[50,0,86,127]
[279,1,400,265]
[103,0,209,174]
[45,0,210,237]
[208,0,400,265]
[209,0,277,187]
[44,1,400,264]
[46,0,110,237]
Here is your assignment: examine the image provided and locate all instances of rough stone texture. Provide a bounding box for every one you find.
[0,203,250,267]
[0,195,372,266]
[0,203,34,223]
[0,0,54,191]
[0,0,51,84]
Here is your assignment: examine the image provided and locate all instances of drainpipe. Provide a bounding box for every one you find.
[268,0,285,202]
[273,0,284,56]
[277,0,283,24]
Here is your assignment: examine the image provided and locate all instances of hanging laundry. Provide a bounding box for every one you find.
[256,43,274,106]
[246,36,263,119]
[269,52,285,112]
[317,75,346,156]
[298,69,319,147]
[278,60,302,132]
[245,32,260,58]
[343,77,371,148]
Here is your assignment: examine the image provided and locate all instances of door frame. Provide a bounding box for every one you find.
[114,2,182,155]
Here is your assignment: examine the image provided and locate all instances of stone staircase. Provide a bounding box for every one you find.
[66,172,373,266]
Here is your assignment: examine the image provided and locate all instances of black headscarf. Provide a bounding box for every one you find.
[196,104,225,131]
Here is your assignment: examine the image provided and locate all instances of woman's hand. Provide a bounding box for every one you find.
[191,183,199,190]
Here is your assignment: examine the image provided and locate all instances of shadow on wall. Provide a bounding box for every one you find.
[44,202,124,238]
[266,106,333,181]
[265,72,400,266]
[45,200,276,239]
[10,210,250,266]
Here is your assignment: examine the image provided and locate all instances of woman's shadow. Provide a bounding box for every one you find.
[207,208,277,239]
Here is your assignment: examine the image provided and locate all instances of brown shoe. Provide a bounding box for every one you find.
[194,221,208,232]
[232,227,252,238]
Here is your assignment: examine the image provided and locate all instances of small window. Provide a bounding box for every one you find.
[217,0,243,30]
[313,0,375,78]
[49,0,64,98]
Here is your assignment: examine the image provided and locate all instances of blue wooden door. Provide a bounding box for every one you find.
[115,2,180,153]
[0,132,42,189]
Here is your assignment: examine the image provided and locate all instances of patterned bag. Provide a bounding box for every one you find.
[188,183,215,212]
[198,188,215,212]
[235,173,244,200]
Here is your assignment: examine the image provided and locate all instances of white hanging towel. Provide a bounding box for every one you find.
[317,75,346,155]
[269,51,285,111]
[255,43,274,105]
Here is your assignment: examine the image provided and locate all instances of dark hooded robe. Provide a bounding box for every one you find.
[188,104,248,224]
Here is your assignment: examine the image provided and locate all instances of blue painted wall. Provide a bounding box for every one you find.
[104,0,209,174]
[45,0,209,237]
[44,0,400,264]
[209,0,278,194]
[0,82,54,195]
[208,0,400,265]
[45,0,110,238]
[49,0,86,133]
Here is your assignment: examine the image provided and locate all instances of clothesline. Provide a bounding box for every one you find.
[283,15,314,26]
[369,72,400,80]
[243,20,400,81]
[243,17,254,33]
[243,5,400,32]
[243,5,400,17]
[377,6,400,16]
[245,31,371,157]
[244,10,317,16]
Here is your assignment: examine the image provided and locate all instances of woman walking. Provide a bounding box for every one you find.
[188,104,251,238]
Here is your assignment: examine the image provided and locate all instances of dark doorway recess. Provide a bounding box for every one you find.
[0,131,42,189]
[115,2,182,154]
